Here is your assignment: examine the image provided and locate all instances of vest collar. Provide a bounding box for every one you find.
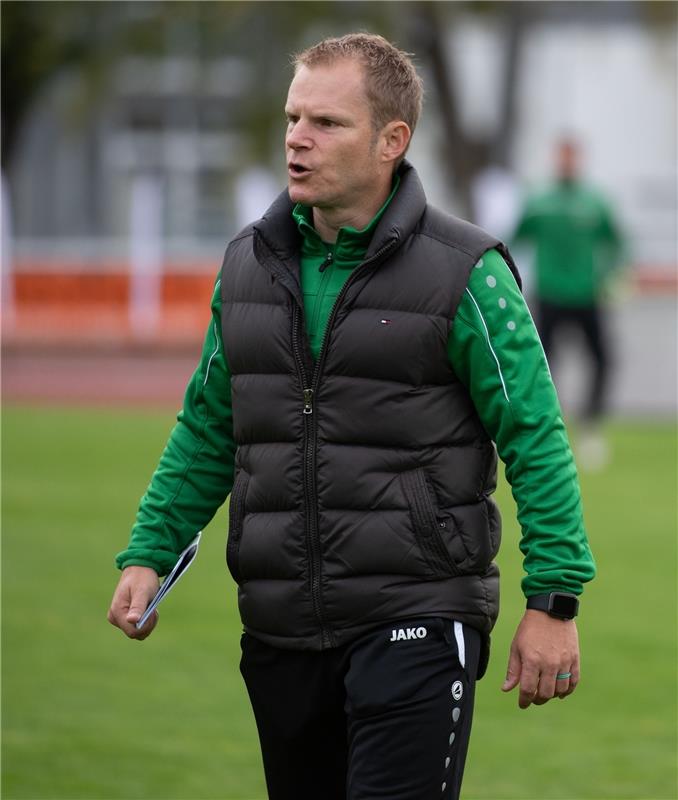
[253,160,427,268]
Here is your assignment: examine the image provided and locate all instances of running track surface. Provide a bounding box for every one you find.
[3,348,200,407]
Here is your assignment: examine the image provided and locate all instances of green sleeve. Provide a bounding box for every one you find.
[448,249,596,597]
[511,196,538,242]
[596,195,625,278]
[115,279,235,576]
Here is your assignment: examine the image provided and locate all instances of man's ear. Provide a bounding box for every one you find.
[380,121,411,165]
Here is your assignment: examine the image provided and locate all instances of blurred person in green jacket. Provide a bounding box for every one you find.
[512,138,625,468]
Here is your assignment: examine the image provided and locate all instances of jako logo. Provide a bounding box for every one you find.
[389,626,427,642]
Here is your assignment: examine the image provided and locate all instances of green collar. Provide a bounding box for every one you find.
[292,175,400,265]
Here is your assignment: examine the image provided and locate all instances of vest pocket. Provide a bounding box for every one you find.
[442,498,500,575]
[401,468,460,578]
[226,470,250,584]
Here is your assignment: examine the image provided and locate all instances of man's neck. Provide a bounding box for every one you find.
[311,185,392,243]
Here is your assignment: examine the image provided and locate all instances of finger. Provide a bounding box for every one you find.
[534,670,557,704]
[501,647,521,692]
[562,656,580,697]
[126,578,159,627]
[554,666,575,698]
[572,651,580,684]
[108,610,140,639]
[130,610,159,641]
[518,662,540,709]
[107,596,133,634]
[126,596,149,625]
[108,593,152,639]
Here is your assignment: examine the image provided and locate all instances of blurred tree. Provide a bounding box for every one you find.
[2,2,112,167]
[406,1,527,216]
[1,2,396,170]
[4,1,670,216]
[2,0,521,216]
[219,1,398,164]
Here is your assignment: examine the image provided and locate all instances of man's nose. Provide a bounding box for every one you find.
[286,120,311,150]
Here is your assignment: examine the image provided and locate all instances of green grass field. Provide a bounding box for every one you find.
[2,405,676,800]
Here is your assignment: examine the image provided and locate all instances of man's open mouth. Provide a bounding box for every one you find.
[289,163,311,176]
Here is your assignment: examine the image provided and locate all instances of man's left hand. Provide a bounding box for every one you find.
[501,610,580,709]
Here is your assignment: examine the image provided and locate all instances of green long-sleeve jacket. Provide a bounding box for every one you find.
[512,178,624,305]
[117,195,596,600]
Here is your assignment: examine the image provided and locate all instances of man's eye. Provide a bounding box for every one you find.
[319,119,337,128]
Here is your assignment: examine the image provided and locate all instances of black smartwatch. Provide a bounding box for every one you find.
[526,592,579,620]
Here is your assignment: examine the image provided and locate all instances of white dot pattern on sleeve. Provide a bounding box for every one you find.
[507,321,516,331]
[486,275,497,288]
[498,297,507,309]
[474,258,484,269]
[464,289,510,403]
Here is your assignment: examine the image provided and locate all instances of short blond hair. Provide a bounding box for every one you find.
[293,33,424,136]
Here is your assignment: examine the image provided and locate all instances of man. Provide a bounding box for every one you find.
[512,137,624,468]
[108,34,595,800]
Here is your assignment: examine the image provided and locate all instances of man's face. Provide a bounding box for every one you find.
[285,59,386,212]
[556,141,580,181]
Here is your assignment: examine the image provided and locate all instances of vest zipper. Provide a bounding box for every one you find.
[318,250,334,272]
[291,308,332,647]
[290,235,399,650]
[310,251,334,337]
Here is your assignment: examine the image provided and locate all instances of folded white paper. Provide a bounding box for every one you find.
[135,531,202,630]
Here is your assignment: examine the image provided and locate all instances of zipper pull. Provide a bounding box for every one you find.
[303,388,314,415]
[319,251,333,272]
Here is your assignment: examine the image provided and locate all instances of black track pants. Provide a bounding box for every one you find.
[239,618,481,800]
[536,300,610,420]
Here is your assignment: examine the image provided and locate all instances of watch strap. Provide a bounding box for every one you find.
[526,592,579,619]
[526,594,551,612]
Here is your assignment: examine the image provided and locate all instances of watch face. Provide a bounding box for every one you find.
[550,593,578,618]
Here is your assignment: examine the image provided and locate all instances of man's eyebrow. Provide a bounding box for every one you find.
[311,111,352,124]
[284,104,350,121]
[311,107,347,116]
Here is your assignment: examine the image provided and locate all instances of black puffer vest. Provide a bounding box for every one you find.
[220,162,520,657]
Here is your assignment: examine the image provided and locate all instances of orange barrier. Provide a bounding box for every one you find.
[14,272,130,307]
[5,265,217,346]
[633,266,678,293]
[12,266,216,307]
[3,260,676,348]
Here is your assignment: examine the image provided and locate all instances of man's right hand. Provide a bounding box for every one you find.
[107,566,160,640]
